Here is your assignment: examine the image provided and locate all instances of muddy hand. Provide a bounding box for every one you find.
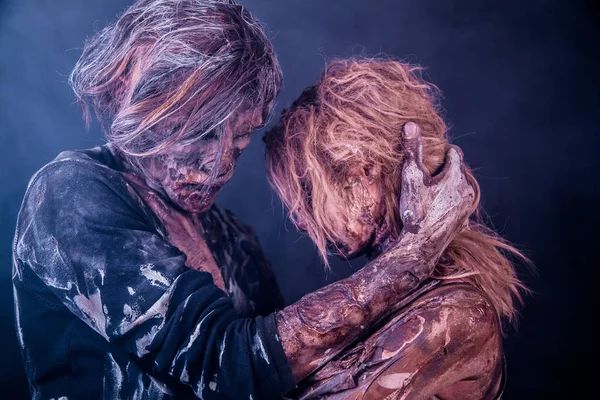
[391,122,475,270]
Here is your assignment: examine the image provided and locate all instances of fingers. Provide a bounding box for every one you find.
[400,122,426,189]
[399,123,427,232]
[429,145,476,214]
[429,145,464,186]
[400,208,420,234]
[402,122,424,173]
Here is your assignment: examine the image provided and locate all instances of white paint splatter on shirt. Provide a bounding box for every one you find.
[140,263,171,287]
[219,330,227,366]
[149,374,173,395]
[107,353,123,394]
[196,373,206,400]
[135,324,160,357]
[180,365,190,383]
[252,331,270,365]
[45,276,74,291]
[179,309,215,356]
[119,290,170,336]
[73,289,108,340]
[13,287,24,346]
[209,380,217,391]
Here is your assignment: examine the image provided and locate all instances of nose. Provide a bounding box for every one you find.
[291,212,308,231]
[235,132,252,151]
[218,145,243,175]
[221,135,248,162]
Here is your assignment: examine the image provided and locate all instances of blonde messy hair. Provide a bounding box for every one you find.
[264,58,527,326]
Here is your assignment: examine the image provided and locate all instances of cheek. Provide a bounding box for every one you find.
[138,156,170,189]
[342,193,378,249]
[346,211,374,243]
[323,196,363,249]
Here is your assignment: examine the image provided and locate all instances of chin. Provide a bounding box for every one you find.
[170,185,223,213]
[330,242,367,260]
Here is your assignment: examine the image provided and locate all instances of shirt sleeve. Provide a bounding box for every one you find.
[14,160,295,399]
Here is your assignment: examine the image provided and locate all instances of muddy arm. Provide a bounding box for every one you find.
[294,283,503,400]
[126,123,476,385]
[275,232,433,382]
[276,123,476,382]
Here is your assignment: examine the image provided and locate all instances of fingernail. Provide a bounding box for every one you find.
[404,122,418,138]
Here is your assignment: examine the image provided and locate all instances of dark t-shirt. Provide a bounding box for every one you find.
[12,145,295,399]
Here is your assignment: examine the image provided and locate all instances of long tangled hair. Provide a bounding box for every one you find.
[69,0,281,173]
[264,58,528,327]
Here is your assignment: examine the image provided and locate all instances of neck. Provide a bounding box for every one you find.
[115,149,164,194]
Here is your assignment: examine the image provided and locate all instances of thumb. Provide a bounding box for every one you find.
[402,122,424,173]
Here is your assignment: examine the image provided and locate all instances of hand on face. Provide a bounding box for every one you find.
[293,122,474,262]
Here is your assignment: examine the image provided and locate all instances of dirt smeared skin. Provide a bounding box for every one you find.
[276,123,476,382]
[124,123,480,396]
[291,281,503,399]
[123,172,227,291]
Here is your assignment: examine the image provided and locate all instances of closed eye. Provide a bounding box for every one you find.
[201,130,219,140]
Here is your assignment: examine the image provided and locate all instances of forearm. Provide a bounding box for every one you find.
[275,231,435,382]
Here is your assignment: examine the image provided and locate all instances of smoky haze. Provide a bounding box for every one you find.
[1,0,598,397]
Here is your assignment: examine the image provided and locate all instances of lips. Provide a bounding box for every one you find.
[173,184,224,212]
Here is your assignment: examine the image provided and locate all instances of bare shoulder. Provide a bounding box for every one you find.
[400,281,503,399]
[409,281,499,341]
[294,281,504,399]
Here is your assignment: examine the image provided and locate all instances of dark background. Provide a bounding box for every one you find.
[1,0,598,398]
